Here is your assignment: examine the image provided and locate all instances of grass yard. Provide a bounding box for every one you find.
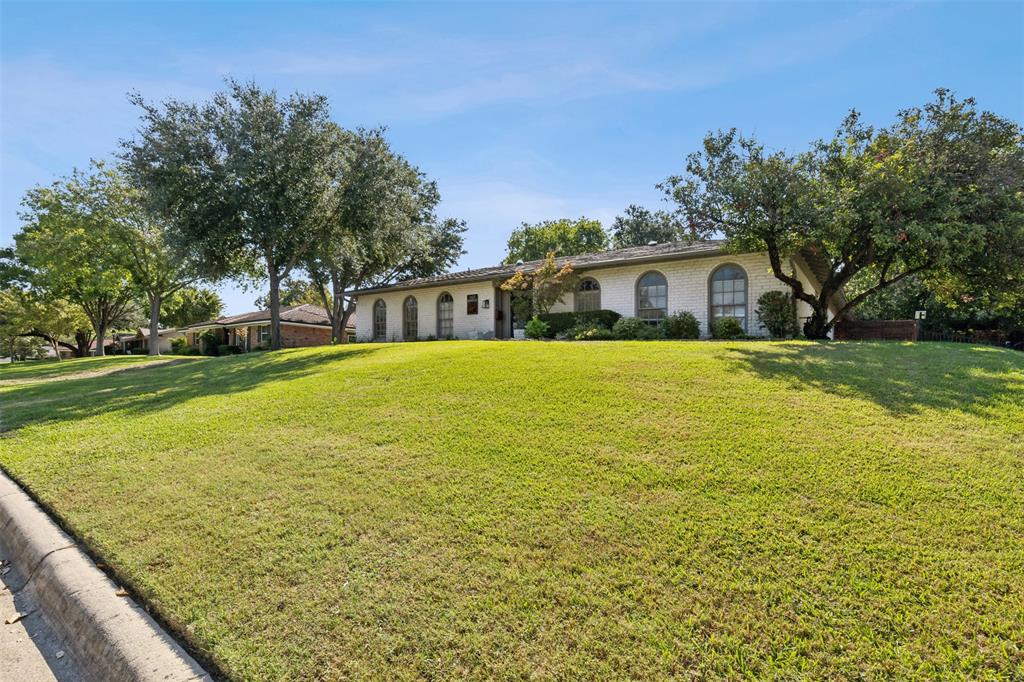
[0,354,179,383]
[1,341,1022,680]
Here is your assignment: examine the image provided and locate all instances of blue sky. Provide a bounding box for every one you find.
[2,1,1022,314]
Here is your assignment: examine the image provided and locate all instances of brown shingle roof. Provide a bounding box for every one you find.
[352,240,728,296]
[183,304,352,330]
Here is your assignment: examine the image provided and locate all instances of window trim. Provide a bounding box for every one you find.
[373,299,387,341]
[402,295,418,341]
[437,291,454,338]
[575,277,601,313]
[707,263,749,332]
[635,270,668,322]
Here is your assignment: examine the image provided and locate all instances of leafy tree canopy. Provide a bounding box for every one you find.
[610,205,685,248]
[15,162,138,355]
[503,217,607,264]
[124,80,345,349]
[160,286,224,327]
[303,127,465,341]
[661,89,1024,338]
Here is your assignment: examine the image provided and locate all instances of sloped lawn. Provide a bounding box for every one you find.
[0,354,186,384]
[1,341,1021,680]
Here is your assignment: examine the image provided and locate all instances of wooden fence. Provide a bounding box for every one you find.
[834,319,919,342]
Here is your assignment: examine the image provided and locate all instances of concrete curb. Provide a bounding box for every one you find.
[0,472,212,681]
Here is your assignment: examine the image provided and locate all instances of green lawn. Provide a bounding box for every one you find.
[0,354,179,383]
[1,341,1022,680]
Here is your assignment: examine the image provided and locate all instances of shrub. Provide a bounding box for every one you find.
[198,330,220,356]
[538,309,622,338]
[169,336,190,354]
[662,311,700,339]
[711,317,745,340]
[217,344,243,356]
[635,323,666,340]
[566,322,616,341]
[756,290,798,338]
[613,317,664,340]
[525,316,549,340]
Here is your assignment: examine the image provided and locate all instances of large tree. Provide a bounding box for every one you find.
[304,128,465,342]
[124,81,344,349]
[661,90,1024,339]
[160,286,224,328]
[0,288,91,359]
[503,217,607,264]
[610,204,685,248]
[15,165,137,356]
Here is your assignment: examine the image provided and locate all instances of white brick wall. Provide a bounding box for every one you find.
[356,281,498,342]
[549,252,792,336]
[356,251,820,341]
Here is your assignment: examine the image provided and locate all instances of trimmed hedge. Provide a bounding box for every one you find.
[538,310,622,338]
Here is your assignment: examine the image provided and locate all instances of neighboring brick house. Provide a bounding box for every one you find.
[181,304,354,351]
[352,240,843,341]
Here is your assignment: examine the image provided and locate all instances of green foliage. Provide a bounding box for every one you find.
[662,89,1024,339]
[161,287,224,328]
[755,291,798,338]
[612,316,643,339]
[198,330,220,356]
[711,317,745,340]
[217,344,243,356]
[254,277,324,310]
[14,162,138,354]
[0,335,48,361]
[124,81,345,349]
[610,205,687,248]
[662,311,701,339]
[169,336,190,354]
[524,316,549,340]
[566,323,616,341]
[537,310,621,338]
[504,217,608,264]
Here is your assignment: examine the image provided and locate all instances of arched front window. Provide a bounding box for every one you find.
[403,296,418,340]
[373,299,387,341]
[437,292,454,338]
[575,278,601,312]
[636,271,668,322]
[709,264,748,330]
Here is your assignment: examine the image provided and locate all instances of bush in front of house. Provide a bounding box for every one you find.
[169,337,191,354]
[525,316,550,340]
[756,290,798,338]
[217,344,243,356]
[538,309,622,338]
[711,317,745,340]
[199,330,220,356]
[612,317,666,340]
[662,311,700,339]
[563,322,616,341]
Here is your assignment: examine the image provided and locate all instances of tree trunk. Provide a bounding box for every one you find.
[338,307,354,344]
[267,264,282,351]
[802,307,831,340]
[75,331,90,358]
[94,321,107,356]
[148,294,162,356]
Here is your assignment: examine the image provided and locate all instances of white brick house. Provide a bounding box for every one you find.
[352,240,839,341]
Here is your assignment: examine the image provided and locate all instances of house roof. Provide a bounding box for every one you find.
[183,304,352,330]
[352,240,729,296]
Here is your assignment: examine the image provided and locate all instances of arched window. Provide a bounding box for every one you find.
[373,299,387,341]
[403,296,418,340]
[437,292,454,338]
[709,264,748,330]
[636,271,668,322]
[575,278,601,312]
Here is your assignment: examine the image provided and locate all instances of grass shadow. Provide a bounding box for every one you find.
[0,346,380,434]
[725,341,1024,417]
